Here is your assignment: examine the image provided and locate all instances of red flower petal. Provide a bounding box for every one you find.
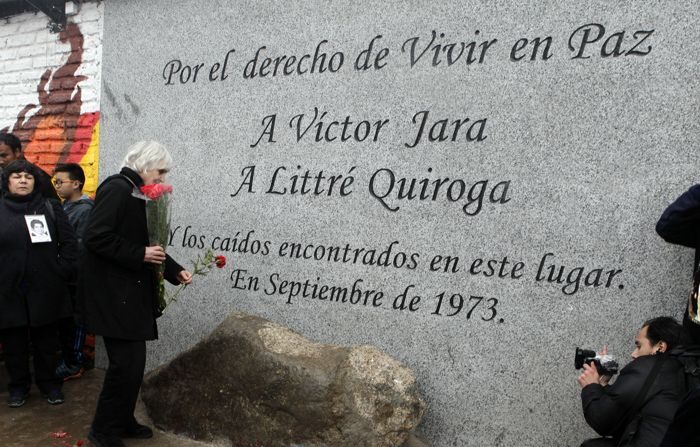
[215,255,226,268]
[140,183,173,200]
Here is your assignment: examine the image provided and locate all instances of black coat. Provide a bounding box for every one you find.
[659,388,700,447]
[655,186,700,446]
[581,355,685,447]
[657,184,700,269]
[78,167,183,341]
[0,192,77,328]
[656,184,700,345]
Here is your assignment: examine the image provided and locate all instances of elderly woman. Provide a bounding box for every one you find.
[0,160,77,407]
[80,141,192,447]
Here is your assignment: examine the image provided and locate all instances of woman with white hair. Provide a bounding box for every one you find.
[79,141,192,447]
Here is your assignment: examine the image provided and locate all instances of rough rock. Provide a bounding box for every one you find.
[142,312,426,447]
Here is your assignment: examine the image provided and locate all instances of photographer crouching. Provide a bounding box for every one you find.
[577,317,685,447]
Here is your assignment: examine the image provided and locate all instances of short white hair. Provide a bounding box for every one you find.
[121,141,173,173]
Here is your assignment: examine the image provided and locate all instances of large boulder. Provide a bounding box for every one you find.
[142,312,426,447]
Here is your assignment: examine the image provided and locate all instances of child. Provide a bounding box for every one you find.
[53,163,94,380]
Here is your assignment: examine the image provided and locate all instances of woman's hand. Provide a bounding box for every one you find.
[577,363,602,388]
[177,270,193,285]
[144,245,166,264]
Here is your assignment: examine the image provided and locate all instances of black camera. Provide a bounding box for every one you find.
[575,347,619,376]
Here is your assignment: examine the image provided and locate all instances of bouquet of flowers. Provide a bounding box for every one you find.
[140,184,227,313]
[140,183,173,312]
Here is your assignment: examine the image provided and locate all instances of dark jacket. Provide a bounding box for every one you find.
[656,187,700,446]
[63,194,94,245]
[656,184,700,344]
[581,355,685,447]
[78,167,183,341]
[659,388,700,447]
[0,192,77,328]
[656,184,700,269]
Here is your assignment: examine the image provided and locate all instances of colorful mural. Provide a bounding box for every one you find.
[1,23,100,196]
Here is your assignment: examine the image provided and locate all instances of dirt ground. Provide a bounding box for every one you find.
[0,368,213,447]
[0,367,429,447]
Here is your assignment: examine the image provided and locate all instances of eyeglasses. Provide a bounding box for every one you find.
[52,178,80,188]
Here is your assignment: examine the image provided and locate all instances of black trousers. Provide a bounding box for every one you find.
[0,323,62,394]
[91,337,146,436]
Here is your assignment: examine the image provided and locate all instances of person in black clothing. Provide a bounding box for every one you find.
[0,160,78,407]
[79,141,192,447]
[656,184,700,344]
[578,317,685,447]
[655,184,700,446]
[0,132,59,200]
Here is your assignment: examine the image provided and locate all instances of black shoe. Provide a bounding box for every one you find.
[46,389,65,405]
[7,390,28,408]
[121,422,153,439]
[88,430,126,447]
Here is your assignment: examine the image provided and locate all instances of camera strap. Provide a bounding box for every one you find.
[614,354,668,446]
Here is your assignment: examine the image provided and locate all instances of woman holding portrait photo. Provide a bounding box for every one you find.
[0,159,77,408]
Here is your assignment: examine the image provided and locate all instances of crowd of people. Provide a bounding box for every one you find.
[0,132,192,447]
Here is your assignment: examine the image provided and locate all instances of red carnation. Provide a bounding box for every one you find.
[140,183,173,200]
[215,255,226,268]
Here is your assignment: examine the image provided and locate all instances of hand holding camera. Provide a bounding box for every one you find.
[575,347,620,388]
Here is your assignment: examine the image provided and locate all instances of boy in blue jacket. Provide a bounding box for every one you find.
[52,163,94,380]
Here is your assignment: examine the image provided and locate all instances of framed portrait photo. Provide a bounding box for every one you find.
[25,214,52,243]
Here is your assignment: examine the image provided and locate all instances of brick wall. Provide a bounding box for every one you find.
[0,1,103,195]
